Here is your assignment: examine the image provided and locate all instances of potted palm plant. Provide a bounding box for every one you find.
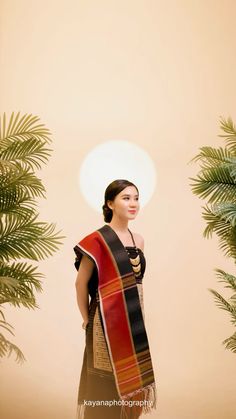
[0,112,64,362]
[190,117,236,353]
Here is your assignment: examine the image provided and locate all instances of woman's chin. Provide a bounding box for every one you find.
[127,213,137,219]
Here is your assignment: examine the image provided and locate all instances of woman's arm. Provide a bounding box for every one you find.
[75,254,94,328]
[134,232,144,252]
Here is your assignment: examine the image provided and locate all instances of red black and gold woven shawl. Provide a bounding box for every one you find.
[74,224,157,414]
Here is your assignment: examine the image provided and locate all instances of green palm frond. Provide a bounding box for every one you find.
[0,308,6,321]
[0,262,43,290]
[190,166,236,204]
[0,318,14,335]
[189,146,233,167]
[214,268,236,291]
[0,333,25,363]
[202,206,236,259]
[0,172,37,216]
[218,228,236,260]
[0,159,17,172]
[188,145,236,181]
[0,137,52,170]
[0,162,46,199]
[219,116,236,136]
[208,288,236,324]
[0,276,20,289]
[0,213,64,261]
[202,204,231,239]
[0,294,36,309]
[0,112,51,148]
[209,267,236,353]
[219,117,236,154]
[0,262,43,308]
[211,202,236,227]
[0,194,36,220]
[229,294,236,304]
[190,117,236,354]
[222,332,236,353]
[0,112,64,363]
[226,166,236,181]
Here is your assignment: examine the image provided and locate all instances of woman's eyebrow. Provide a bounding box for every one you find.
[121,193,139,197]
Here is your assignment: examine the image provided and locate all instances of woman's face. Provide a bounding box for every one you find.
[107,185,140,221]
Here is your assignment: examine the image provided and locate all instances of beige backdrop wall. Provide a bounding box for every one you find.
[1,1,236,418]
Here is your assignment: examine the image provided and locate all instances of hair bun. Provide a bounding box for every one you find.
[102,203,113,222]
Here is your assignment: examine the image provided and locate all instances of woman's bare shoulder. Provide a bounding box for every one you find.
[133,232,144,251]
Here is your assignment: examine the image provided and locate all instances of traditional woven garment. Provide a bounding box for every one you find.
[74,224,157,419]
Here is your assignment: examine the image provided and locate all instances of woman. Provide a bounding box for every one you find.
[74,179,157,419]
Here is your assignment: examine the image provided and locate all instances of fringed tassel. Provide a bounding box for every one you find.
[76,402,86,419]
[120,382,157,419]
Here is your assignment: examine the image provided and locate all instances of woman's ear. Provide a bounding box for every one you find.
[107,200,113,210]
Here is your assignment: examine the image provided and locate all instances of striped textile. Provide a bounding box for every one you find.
[74,224,157,417]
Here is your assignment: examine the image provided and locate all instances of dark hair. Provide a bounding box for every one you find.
[102,179,139,223]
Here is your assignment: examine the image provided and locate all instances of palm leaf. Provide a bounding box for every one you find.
[0,112,51,148]
[189,146,233,168]
[202,205,231,239]
[0,308,6,321]
[0,195,36,220]
[211,202,236,227]
[0,333,25,363]
[0,319,14,335]
[0,295,37,308]
[0,262,43,308]
[0,159,17,172]
[219,117,236,154]
[229,294,236,304]
[0,111,63,363]
[222,332,236,353]
[190,166,236,204]
[0,137,52,170]
[208,288,236,325]
[214,268,236,291]
[0,163,46,199]
[0,181,37,216]
[218,228,236,259]
[0,276,20,290]
[202,206,236,259]
[0,213,64,261]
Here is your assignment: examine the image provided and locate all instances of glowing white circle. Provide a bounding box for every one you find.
[78,140,156,212]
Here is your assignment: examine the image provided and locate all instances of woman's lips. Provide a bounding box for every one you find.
[128,210,136,213]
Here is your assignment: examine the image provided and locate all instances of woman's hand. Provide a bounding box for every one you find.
[82,320,89,330]
[75,255,94,327]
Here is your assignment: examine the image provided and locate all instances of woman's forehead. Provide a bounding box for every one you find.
[119,186,139,196]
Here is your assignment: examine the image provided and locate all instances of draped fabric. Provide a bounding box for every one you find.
[74,224,157,419]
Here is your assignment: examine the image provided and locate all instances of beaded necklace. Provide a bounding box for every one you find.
[125,229,142,278]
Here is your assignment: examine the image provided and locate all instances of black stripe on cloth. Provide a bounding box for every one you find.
[98,225,150,357]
